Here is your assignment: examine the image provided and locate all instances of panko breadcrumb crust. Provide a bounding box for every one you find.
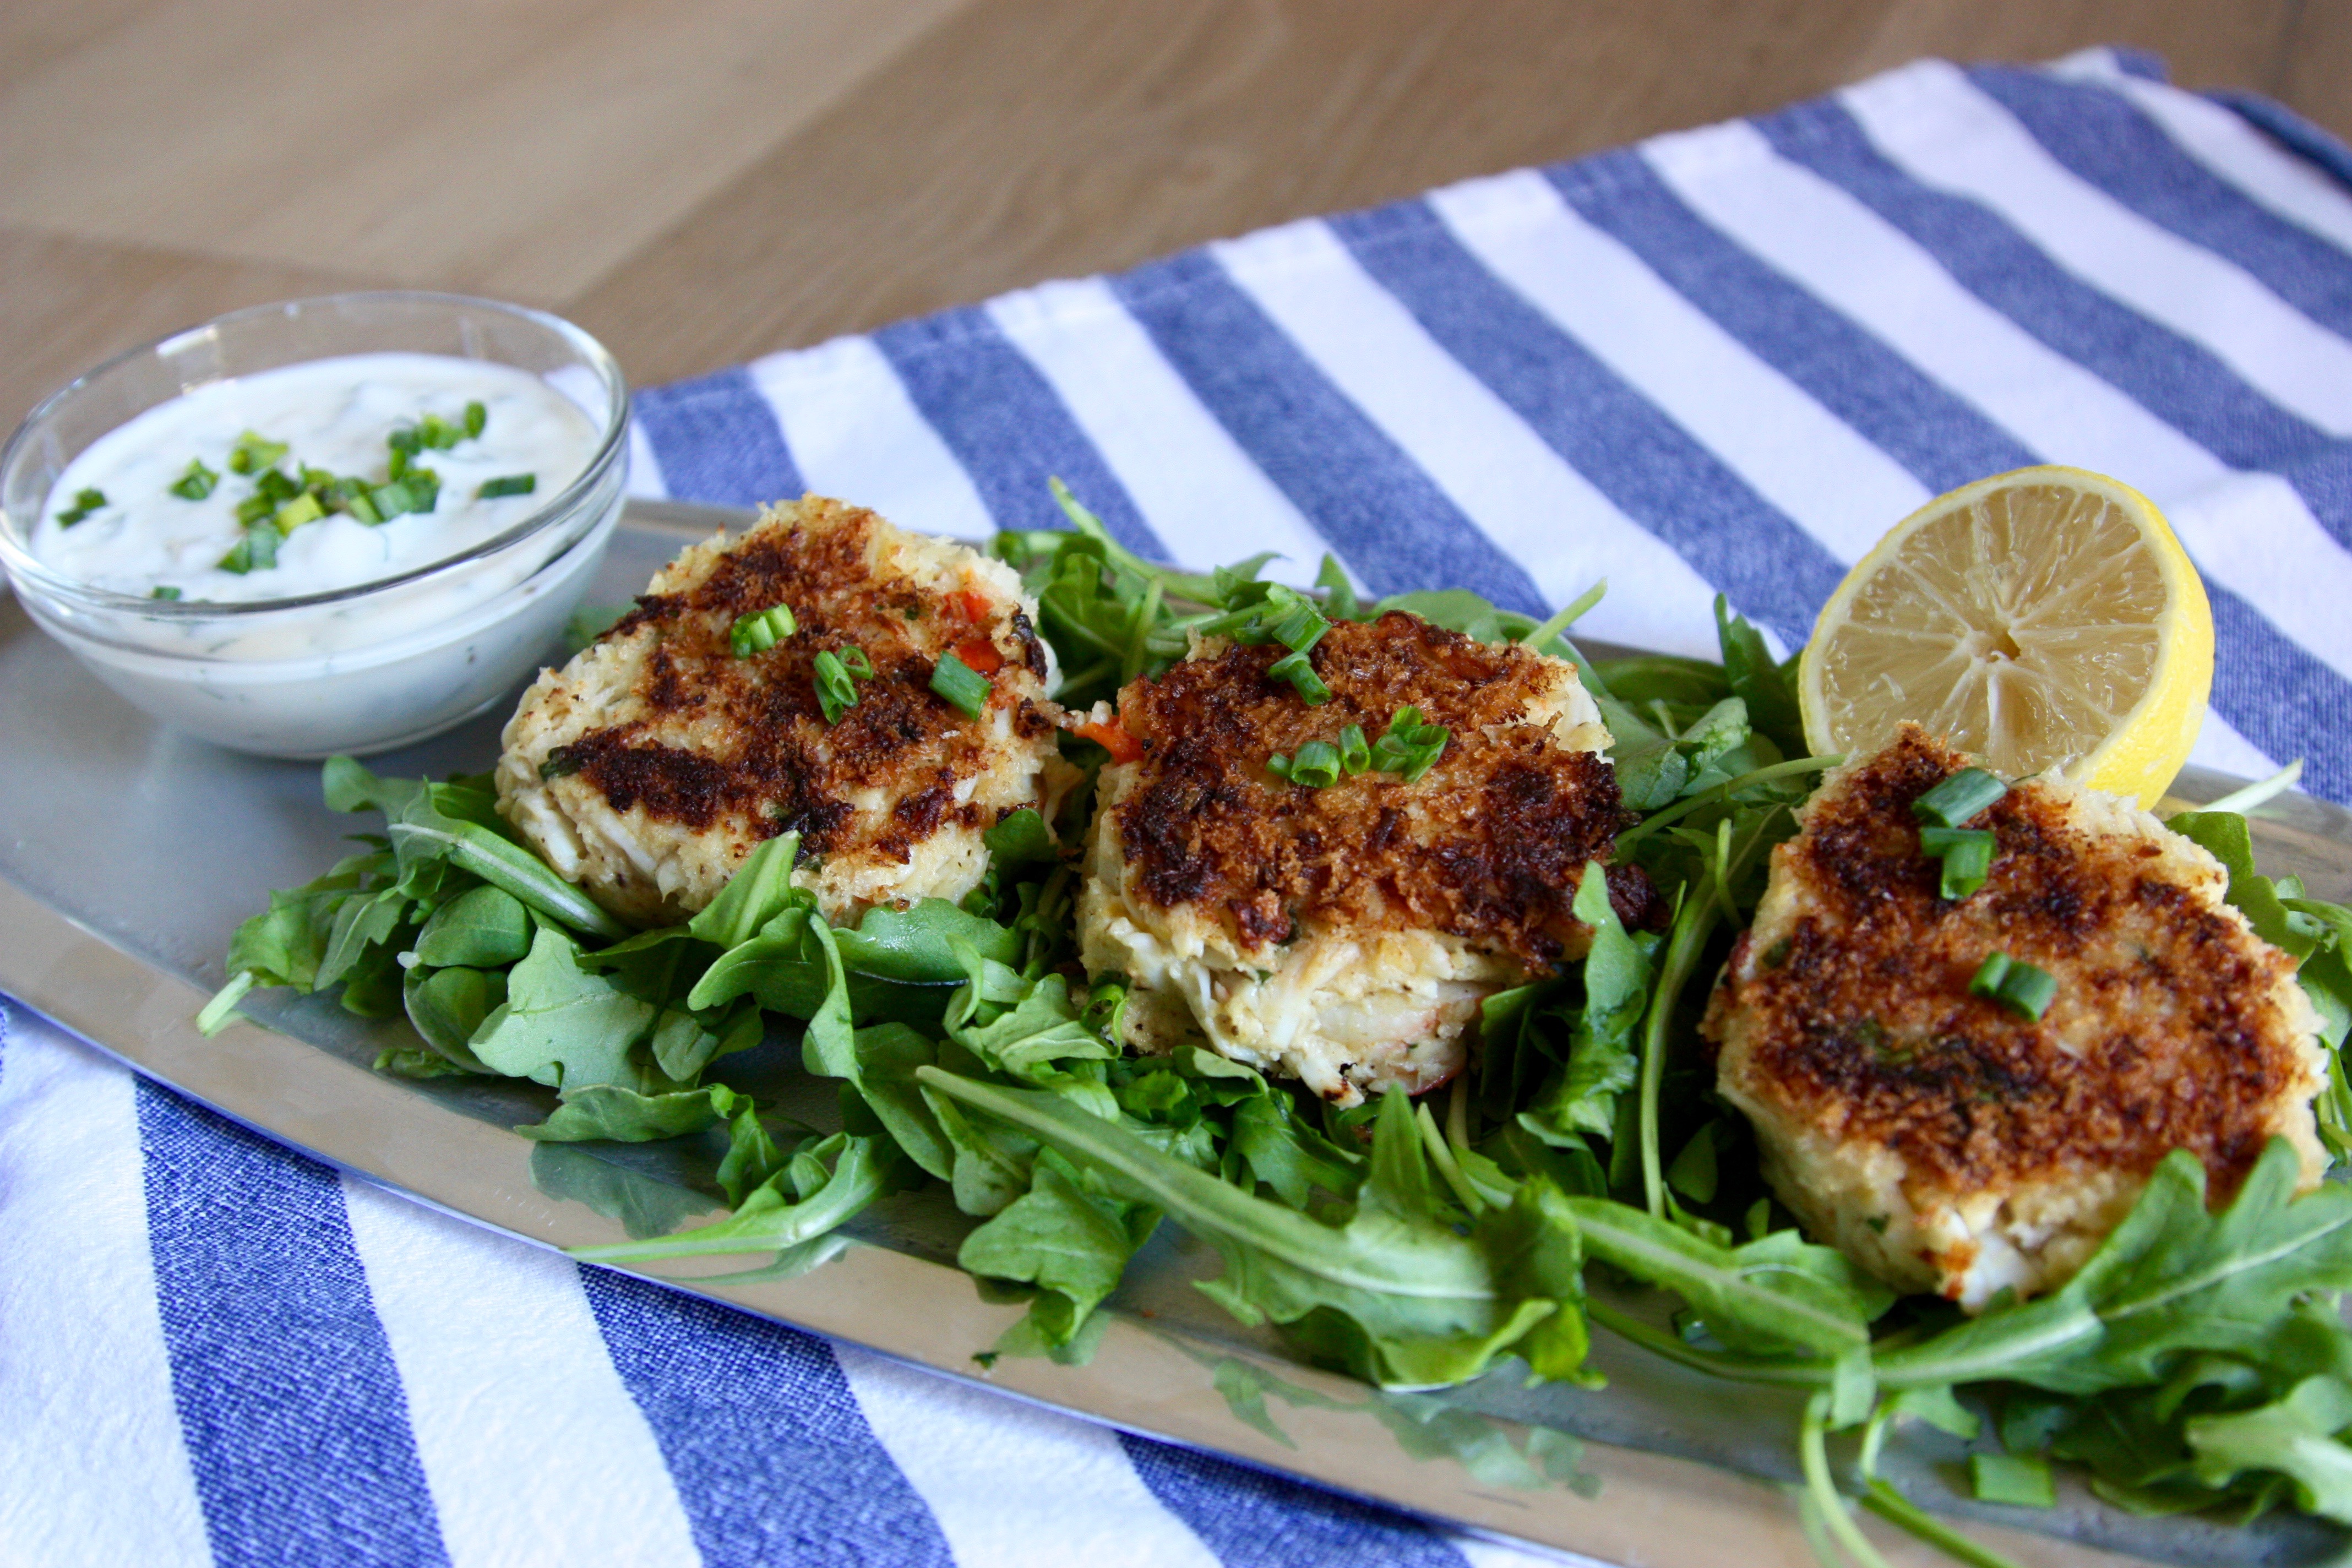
[497,497,1063,925]
[1704,726,2327,1309]
[1080,611,1653,1104]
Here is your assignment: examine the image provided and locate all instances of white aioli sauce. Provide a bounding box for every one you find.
[36,352,600,602]
[13,350,625,757]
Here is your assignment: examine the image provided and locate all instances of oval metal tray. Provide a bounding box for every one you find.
[3,500,2343,1568]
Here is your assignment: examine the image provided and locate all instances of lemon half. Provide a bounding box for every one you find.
[1798,466,2213,809]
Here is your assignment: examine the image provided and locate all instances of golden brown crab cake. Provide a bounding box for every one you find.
[1704,726,2327,1311]
[497,496,1065,926]
[1077,610,1655,1106]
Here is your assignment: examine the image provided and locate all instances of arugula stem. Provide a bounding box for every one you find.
[1585,1299,1834,1386]
[1445,1074,1473,1159]
[1802,1393,1897,1568]
[1640,883,1720,1218]
[1520,578,1607,651]
[1614,755,1843,852]
[2191,758,2303,817]
[1859,1483,2027,1568]
[1416,1103,1485,1216]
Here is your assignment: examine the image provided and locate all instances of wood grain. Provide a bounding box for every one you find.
[0,0,970,303]
[3,0,2349,429]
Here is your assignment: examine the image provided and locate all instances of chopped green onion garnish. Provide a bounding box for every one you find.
[55,507,89,528]
[1913,767,2007,828]
[1969,952,2057,1021]
[388,445,410,481]
[538,747,581,781]
[216,522,280,574]
[1919,825,1997,900]
[1369,705,1449,781]
[930,649,992,718]
[1267,647,1330,705]
[404,468,440,514]
[1265,753,1293,781]
[74,487,107,511]
[814,650,862,723]
[254,468,300,504]
[150,585,183,601]
[368,481,416,520]
[388,427,422,458]
[300,465,335,493]
[839,646,875,680]
[1969,1453,2054,1509]
[272,492,325,533]
[417,412,462,450]
[170,460,219,501]
[464,400,487,439]
[227,431,287,475]
[1287,740,1342,788]
[1338,723,1370,774]
[235,492,275,526]
[344,486,383,525]
[478,473,536,500]
[730,605,798,657]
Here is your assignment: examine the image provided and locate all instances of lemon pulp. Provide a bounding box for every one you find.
[1799,466,2213,809]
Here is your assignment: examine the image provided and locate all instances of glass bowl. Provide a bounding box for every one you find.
[0,292,630,757]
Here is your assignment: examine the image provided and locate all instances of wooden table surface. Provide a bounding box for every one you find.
[4,0,2347,433]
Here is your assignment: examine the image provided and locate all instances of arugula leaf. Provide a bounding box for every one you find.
[470,923,656,1090]
[919,1071,1587,1389]
[530,1142,723,1240]
[520,1084,725,1142]
[2187,1376,2352,1523]
[411,885,532,969]
[961,1147,1161,1363]
[1879,1141,2352,1397]
[1714,594,1804,754]
[571,1131,907,1265]
[1519,864,1653,1145]
[402,965,502,1070]
[687,833,804,948]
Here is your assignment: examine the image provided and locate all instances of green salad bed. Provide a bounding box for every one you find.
[207,492,2352,1567]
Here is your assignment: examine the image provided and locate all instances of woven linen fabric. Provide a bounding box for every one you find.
[7,45,2352,1568]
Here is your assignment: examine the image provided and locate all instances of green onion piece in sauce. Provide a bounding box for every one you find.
[216,522,280,574]
[930,649,991,718]
[404,468,441,514]
[464,400,487,439]
[272,492,325,533]
[227,431,288,475]
[150,585,182,601]
[478,474,536,500]
[368,481,416,521]
[169,460,219,501]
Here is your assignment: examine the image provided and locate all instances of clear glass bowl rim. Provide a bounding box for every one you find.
[0,290,631,619]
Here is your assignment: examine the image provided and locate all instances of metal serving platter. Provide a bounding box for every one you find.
[4,500,2347,1568]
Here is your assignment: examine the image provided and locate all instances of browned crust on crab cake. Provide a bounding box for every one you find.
[1110,612,1652,968]
[497,496,1060,924]
[1704,725,2325,1304]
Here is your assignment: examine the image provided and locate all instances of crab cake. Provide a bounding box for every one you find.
[497,497,1065,926]
[1077,610,1653,1106]
[1705,726,2327,1311]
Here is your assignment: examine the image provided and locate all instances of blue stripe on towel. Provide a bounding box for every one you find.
[1756,101,2352,542]
[579,1267,953,1568]
[874,306,1168,559]
[2205,91,2352,197]
[1329,200,1843,650]
[2208,582,2352,797]
[633,366,805,508]
[136,1082,449,1568]
[1107,251,1550,618]
[1973,67,2352,340]
[1551,150,2030,494]
[1119,1434,1467,1568]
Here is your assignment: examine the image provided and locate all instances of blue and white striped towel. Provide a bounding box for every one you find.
[8,47,2352,1567]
